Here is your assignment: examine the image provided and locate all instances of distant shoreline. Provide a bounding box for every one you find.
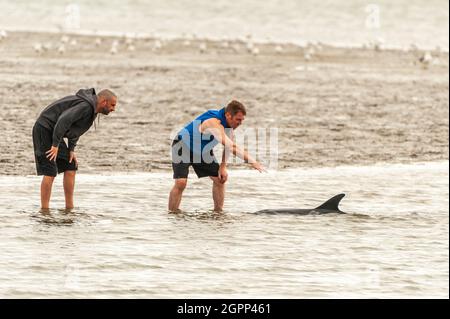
[2,28,449,53]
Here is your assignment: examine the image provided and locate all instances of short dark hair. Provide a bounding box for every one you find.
[97,89,117,101]
[225,100,246,116]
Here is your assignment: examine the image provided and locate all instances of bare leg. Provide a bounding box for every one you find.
[41,175,55,209]
[168,178,187,212]
[210,176,225,212]
[63,170,76,209]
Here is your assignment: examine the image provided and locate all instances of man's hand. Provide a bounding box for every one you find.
[69,151,78,167]
[46,146,59,162]
[218,165,228,184]
[251,161,267,173]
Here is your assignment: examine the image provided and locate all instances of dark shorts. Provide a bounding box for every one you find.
[32,123,78,177]
[171,139,219,179]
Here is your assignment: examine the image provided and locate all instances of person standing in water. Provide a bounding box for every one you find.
[32,88,117,210]
[169,100,265,213]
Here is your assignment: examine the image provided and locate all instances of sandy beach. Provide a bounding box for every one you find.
[0,31,448,175]
[0,27,449,300]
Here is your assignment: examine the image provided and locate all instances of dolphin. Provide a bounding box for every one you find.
[254,193,347,215]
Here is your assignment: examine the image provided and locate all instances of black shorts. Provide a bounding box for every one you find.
[171,139,219,179]
[32,123,78,177]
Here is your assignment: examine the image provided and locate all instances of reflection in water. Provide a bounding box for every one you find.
[28,208,89,226]
[0,162,448,298]
[168,209,243,228]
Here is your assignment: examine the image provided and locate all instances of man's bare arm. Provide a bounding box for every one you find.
[201,119,265,172]
[221,128,233,167]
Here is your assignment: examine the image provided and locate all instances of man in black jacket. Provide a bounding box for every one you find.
[32,88,117,210]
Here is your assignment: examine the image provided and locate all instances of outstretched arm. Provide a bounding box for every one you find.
[201,119,266,172]
[221,128,232,166]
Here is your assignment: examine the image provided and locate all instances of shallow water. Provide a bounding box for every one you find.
[0,161,448,298]
[0,0,448,49]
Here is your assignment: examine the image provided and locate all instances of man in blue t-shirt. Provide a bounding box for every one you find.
[169,100,265,213]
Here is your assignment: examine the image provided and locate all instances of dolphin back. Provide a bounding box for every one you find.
[315,193,346,213]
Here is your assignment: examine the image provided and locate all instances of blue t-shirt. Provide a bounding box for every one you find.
[177,108,231,155]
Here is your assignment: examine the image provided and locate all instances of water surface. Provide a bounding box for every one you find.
[0,0,448,49]
[0,161,448,298]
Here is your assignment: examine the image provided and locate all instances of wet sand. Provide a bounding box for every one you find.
[0,31,448,175]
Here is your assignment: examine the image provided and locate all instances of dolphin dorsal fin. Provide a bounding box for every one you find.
[315,194,345,211]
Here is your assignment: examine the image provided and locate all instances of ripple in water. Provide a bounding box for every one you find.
[0,161,448,298]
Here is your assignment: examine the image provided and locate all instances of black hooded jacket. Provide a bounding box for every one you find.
[36,88,97,151]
